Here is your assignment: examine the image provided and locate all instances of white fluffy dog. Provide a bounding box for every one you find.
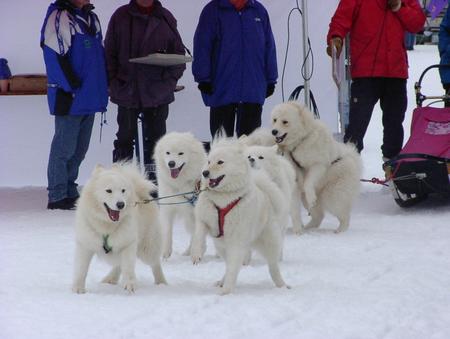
[245,145,303,234]
[72,162,166,294]
[191,138,289,295]
[154,132,207,258]
[271,101,362,233]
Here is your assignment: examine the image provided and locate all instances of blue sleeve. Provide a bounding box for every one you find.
[263,8,277,84]
[192,4,217,83]
[43,46,80,92]
[41,9,80,92]
[439,6,450,58]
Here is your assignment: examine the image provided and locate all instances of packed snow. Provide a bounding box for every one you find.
[1,46,449,339]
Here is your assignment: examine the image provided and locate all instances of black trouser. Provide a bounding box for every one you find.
[344,77,407,159]
[444,84,450,107]
[113,105,169,166]
[210,103,262,138]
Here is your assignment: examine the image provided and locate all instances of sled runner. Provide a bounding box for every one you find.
[383,65,450,207]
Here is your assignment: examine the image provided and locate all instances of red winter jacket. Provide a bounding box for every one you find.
[327,0,425,79]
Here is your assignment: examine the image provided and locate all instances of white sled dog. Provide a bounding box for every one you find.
[72,162,166,294]
[191,138,289,295]
[244,145,303,234]
[271,101,362,233]
[154,132,207,258]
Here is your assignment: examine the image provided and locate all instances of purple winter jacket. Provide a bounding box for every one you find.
[105,0,186,108]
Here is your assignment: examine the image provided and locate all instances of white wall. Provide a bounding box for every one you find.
[0,0,339,187]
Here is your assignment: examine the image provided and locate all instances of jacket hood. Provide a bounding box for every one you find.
[218,0,256,9]
[128,0,164,17]
[52,0,95,14]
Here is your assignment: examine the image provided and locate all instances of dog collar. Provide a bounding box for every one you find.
[214,197,242,238]
[102,234,112,254]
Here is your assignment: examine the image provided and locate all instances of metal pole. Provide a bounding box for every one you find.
[301,0,311,109]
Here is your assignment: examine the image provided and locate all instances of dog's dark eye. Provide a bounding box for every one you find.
[178,152,184,156]
[122,189,126,193]
[247,155,251,159]
[282,120,288,125]
[273,118,277,123]
[217,160,224,165]
[258,156,264,160]
[106,189,112,194]
[166,151,170,155]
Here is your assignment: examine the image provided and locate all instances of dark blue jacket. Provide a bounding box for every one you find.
[40,1,108,116]
[192,0,277,107]
[439,2,450,85]
[0,58,11,79]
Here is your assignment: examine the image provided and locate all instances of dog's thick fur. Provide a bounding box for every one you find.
[191,138,289,295]
[244,145,303,234]
[72,162,166,294]
[154,132,207,258]
[271,101,362,233]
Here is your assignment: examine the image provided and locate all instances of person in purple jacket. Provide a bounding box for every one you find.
[105,0,186,181]
[193,0,278,139]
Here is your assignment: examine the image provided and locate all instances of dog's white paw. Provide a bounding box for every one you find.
[292,224,305,235]
[191,254,202,265]
[218,287,232,296]
[162,249,172,260]
[123,280,136,293]
[72,285,86,294]
[215,279,224,288]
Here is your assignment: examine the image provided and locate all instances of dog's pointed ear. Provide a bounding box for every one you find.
[93,164,104,175]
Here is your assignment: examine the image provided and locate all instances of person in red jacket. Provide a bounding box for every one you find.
[327,0,425,161]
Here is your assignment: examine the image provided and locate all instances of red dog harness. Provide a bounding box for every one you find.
[215,197,242,238]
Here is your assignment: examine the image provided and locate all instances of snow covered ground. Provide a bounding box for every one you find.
[1,46,449,339]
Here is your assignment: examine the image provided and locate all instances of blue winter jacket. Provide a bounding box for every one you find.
[0,58,11,79]
[440,3,450,86]
[40,1,108,116]
[192,0,277,107]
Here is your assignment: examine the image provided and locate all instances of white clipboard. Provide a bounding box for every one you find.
[129,53,193,66]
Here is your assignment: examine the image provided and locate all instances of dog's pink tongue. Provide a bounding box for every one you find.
[109,209,120,222]
[170,168,180,179]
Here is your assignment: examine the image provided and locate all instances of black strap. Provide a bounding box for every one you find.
[288,85,320,119]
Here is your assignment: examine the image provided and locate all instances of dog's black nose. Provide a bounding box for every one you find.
[116,201,125,210]
[168,161,176,168]
[271,129,278,136]
[202,170,210,178]
[150,190,158,199]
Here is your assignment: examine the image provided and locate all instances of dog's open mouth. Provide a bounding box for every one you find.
[104,203,120,222]
[170,163,185,179]
[209,175,225,188]
[275,133,287,144]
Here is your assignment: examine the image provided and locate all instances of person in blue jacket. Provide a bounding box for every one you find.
[41,0,108,210]
[192,0,278,139]
[439,2,450,107]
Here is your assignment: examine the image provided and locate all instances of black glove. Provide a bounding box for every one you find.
[266,83,275,98]
[198,82,213,95]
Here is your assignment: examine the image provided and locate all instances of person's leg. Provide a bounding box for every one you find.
[344,78,380,153]
[113,106,139,162]
[67,114,95,200]
[47,115,84,204]
[141,104,169,182]
[236,103,262,137]
[444,84,450,108]
[210,104,237,138]
[380,78,407,159]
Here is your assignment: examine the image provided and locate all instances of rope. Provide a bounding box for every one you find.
[134,187,207,206]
